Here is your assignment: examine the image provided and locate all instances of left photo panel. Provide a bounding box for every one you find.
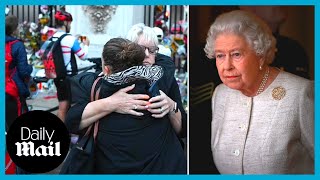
[4,5,188,174]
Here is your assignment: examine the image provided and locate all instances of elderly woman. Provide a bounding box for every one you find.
[205,10,314,174]
[126,23,187,137]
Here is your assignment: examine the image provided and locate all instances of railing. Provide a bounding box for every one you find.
[7,5,186,35]
[6,5,61,26]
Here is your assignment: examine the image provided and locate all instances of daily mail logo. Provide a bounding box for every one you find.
[6,111,70,173]
[15,127,61,157]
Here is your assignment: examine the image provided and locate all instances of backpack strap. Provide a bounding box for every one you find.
[91,77,102,140]
[83,76,103,140]
[6,39,19,46]
[52,33,70,42]
[50,33,72,78]
[90,77,102,102]
[5,39,22,120]
[55,33,78,76]
[5,40,20,64]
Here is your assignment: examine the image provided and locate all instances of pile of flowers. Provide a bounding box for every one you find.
[17,5,56,64]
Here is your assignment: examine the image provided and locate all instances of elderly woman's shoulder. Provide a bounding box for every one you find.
[279,71,313,87]
[277,71,313,98]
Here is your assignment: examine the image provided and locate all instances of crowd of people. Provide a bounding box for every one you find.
[6,10,187,174]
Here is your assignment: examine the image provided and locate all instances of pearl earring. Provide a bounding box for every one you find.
[259,65,262,70]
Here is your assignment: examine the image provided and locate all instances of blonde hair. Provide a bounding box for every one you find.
[204,10,276,64]
[126,23,158,46]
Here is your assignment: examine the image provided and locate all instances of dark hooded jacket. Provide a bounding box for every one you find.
[6,35,32,98]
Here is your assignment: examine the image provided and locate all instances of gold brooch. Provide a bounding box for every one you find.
[272,87,286,100]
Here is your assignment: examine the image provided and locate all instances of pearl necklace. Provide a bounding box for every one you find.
[256,67,270,95]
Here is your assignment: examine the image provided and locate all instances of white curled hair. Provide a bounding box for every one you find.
[126,23,159,46]
[204,10,276,64]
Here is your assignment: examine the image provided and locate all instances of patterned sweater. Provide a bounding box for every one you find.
[211,71,314,174]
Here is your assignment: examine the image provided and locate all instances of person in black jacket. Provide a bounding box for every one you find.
[65,38,186,173]
[5,15,33,175]
[5,15,33,128]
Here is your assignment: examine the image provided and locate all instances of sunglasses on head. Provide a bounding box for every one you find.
[140,45,159,55]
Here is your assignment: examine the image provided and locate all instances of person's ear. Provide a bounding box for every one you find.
[13,28,19,36]
[104,65,112,75]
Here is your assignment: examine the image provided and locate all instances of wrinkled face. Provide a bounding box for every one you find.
[214,33,262,93]
[137,36,157,66]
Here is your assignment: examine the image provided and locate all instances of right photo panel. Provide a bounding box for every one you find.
[189,6,314,174]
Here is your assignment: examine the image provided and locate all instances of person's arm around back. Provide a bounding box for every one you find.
[147,82,186,137]
[79,84,150,130]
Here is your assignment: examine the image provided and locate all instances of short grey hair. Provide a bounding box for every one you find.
[126,23,158,46]
[204,10,276,64]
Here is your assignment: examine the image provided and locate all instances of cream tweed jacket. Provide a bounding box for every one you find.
[211,71,314,174]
